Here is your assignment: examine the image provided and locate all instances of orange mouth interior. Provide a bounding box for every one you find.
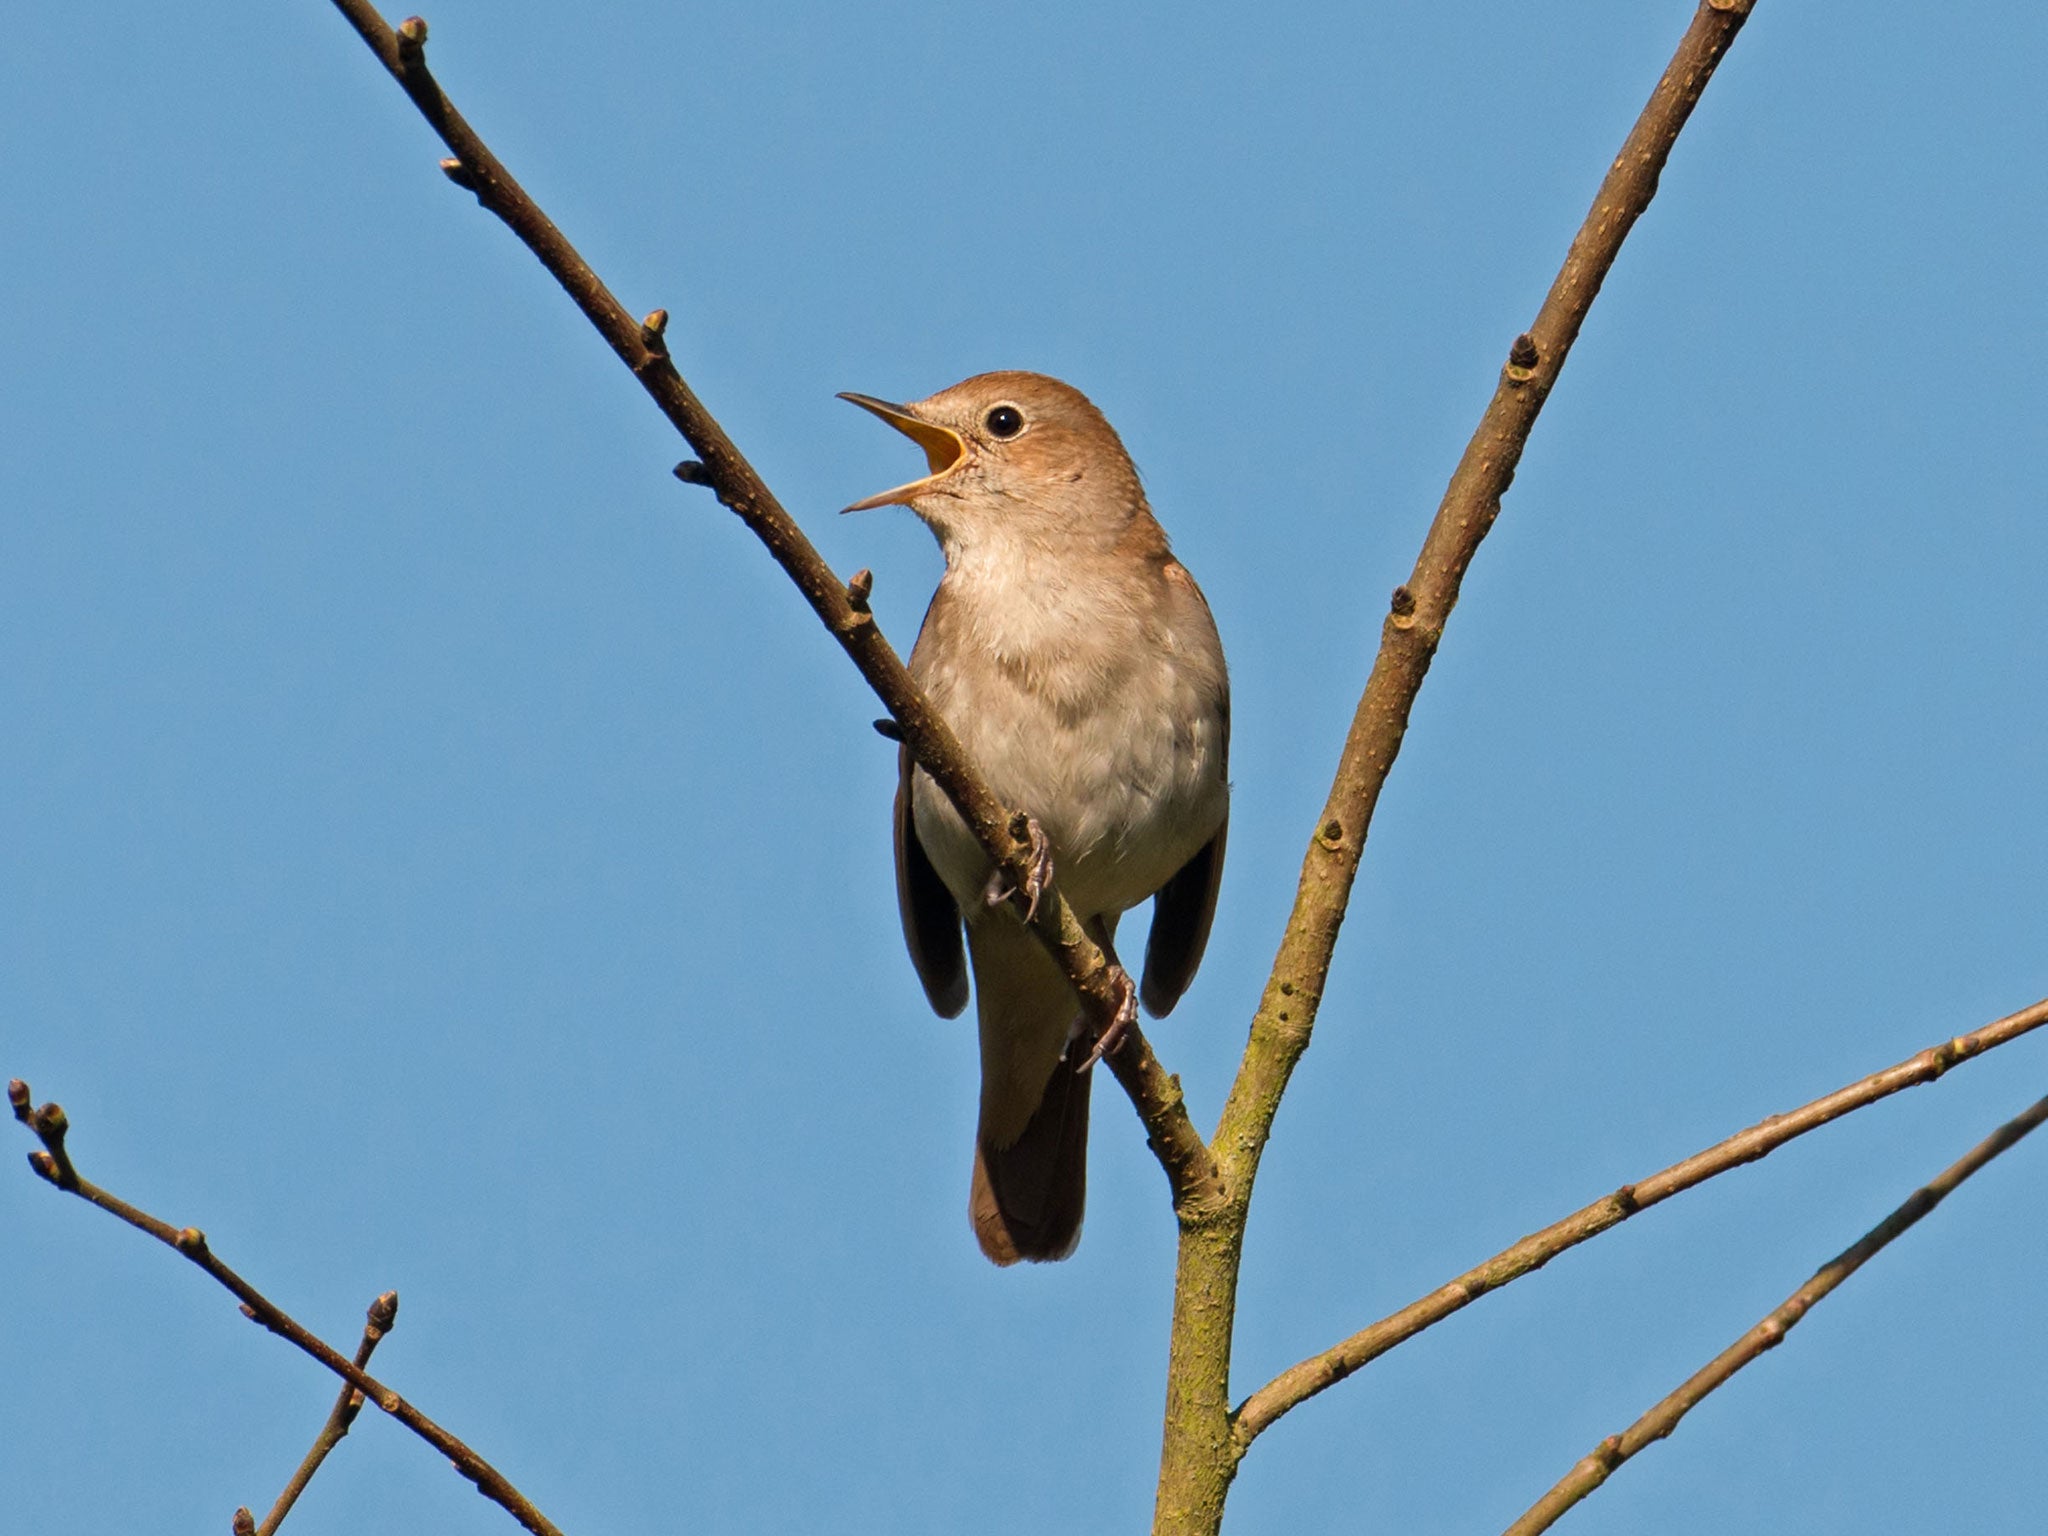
[839,394,967,509]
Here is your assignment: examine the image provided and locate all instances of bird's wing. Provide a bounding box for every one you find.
[1139,809,1227,1017]
[895,745,969,1017]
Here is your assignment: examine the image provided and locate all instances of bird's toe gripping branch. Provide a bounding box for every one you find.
[1079,966,1140,1073]
[984,811,1056,924]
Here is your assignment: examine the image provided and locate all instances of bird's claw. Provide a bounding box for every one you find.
[984,813,1055,923]
[1019,818,1054,922]
[1077,966,1139,1073]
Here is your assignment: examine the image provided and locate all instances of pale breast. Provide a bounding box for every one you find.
[908,554,1228,920]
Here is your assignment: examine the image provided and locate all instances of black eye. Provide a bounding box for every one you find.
[984,404,1024,439]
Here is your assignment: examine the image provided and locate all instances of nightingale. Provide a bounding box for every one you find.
[840,371,1229,1264]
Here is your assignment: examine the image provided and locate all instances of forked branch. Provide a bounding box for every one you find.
[9,1082,565,1536]
[1503,1090,2048,1536]
[1151,8,1763,1529]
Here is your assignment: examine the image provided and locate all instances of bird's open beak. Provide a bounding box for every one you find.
[837,392,968,512]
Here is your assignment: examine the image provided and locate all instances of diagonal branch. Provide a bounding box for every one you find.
[1501,1089,2048,1536]
[321,0,1220,1210]
[1215,0,1758,1196]
[1155,6,1761,1531]
[249,1291,401,1535]
[1233,995,2048,1445]
[1155,9,1761,1531]
[9,1082,565,1536]
[1154,7,1761,1526]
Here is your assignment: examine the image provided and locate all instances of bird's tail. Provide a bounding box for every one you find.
[965,916,1093,1264]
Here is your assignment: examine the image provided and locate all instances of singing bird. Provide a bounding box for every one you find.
[841,371,1229,1264]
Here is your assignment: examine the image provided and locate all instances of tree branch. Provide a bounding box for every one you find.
[321,0,1220,1211]
[9,1082,565,1536]
[1501,1089,2048,1536]
[1218,0,1760,1221]
[246,1291,400,1535]
[1153,6,1760,1527]
[1233,995,2048,1445]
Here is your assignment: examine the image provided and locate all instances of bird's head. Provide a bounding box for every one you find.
[839,371,1147,557]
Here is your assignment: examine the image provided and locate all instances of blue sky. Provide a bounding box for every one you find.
[5,2,2044,1532]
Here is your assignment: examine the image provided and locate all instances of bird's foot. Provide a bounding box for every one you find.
[984,813,1056,923]
[1078,965,1139,1073]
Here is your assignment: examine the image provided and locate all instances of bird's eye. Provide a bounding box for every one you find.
[984,404,1025,439]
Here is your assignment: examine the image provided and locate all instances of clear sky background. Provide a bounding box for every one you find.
[5,3,2044,1532]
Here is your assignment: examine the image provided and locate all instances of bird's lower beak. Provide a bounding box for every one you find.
[838,392,968,512]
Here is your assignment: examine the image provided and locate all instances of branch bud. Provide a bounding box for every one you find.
[1505,331,1540,383]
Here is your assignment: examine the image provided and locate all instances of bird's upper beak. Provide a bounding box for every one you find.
[838,392,968,512]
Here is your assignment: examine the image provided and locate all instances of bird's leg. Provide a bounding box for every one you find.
[983,811,1056,923]
[1072,915,1137,1072]
[1077,964,1139,1072]
[985,820,1136,1069]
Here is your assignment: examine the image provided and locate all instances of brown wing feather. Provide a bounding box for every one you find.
[1139,557,1228,1017]
[895,747,968,1017]
[1140,812,1227,1017]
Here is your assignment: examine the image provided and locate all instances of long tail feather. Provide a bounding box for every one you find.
[964,917,1093,1263]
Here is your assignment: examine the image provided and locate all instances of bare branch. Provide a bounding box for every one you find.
[250,1291,401,1535]
[1502,1090,2048,1536]
[1233,995,2048,1445]
[1154,7,1761,1526]
[9,1083,565,1536]
[1217,0,1760,1210]
[321,0,1219,1208]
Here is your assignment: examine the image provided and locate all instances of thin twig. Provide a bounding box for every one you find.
[1501,1090,2048,1536]
[9,1083,566,1536]
[1233,995,2048,1445]
[248,1291,401,1535]
[1153,6,1761,1527]
[321,0,1219,1210]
